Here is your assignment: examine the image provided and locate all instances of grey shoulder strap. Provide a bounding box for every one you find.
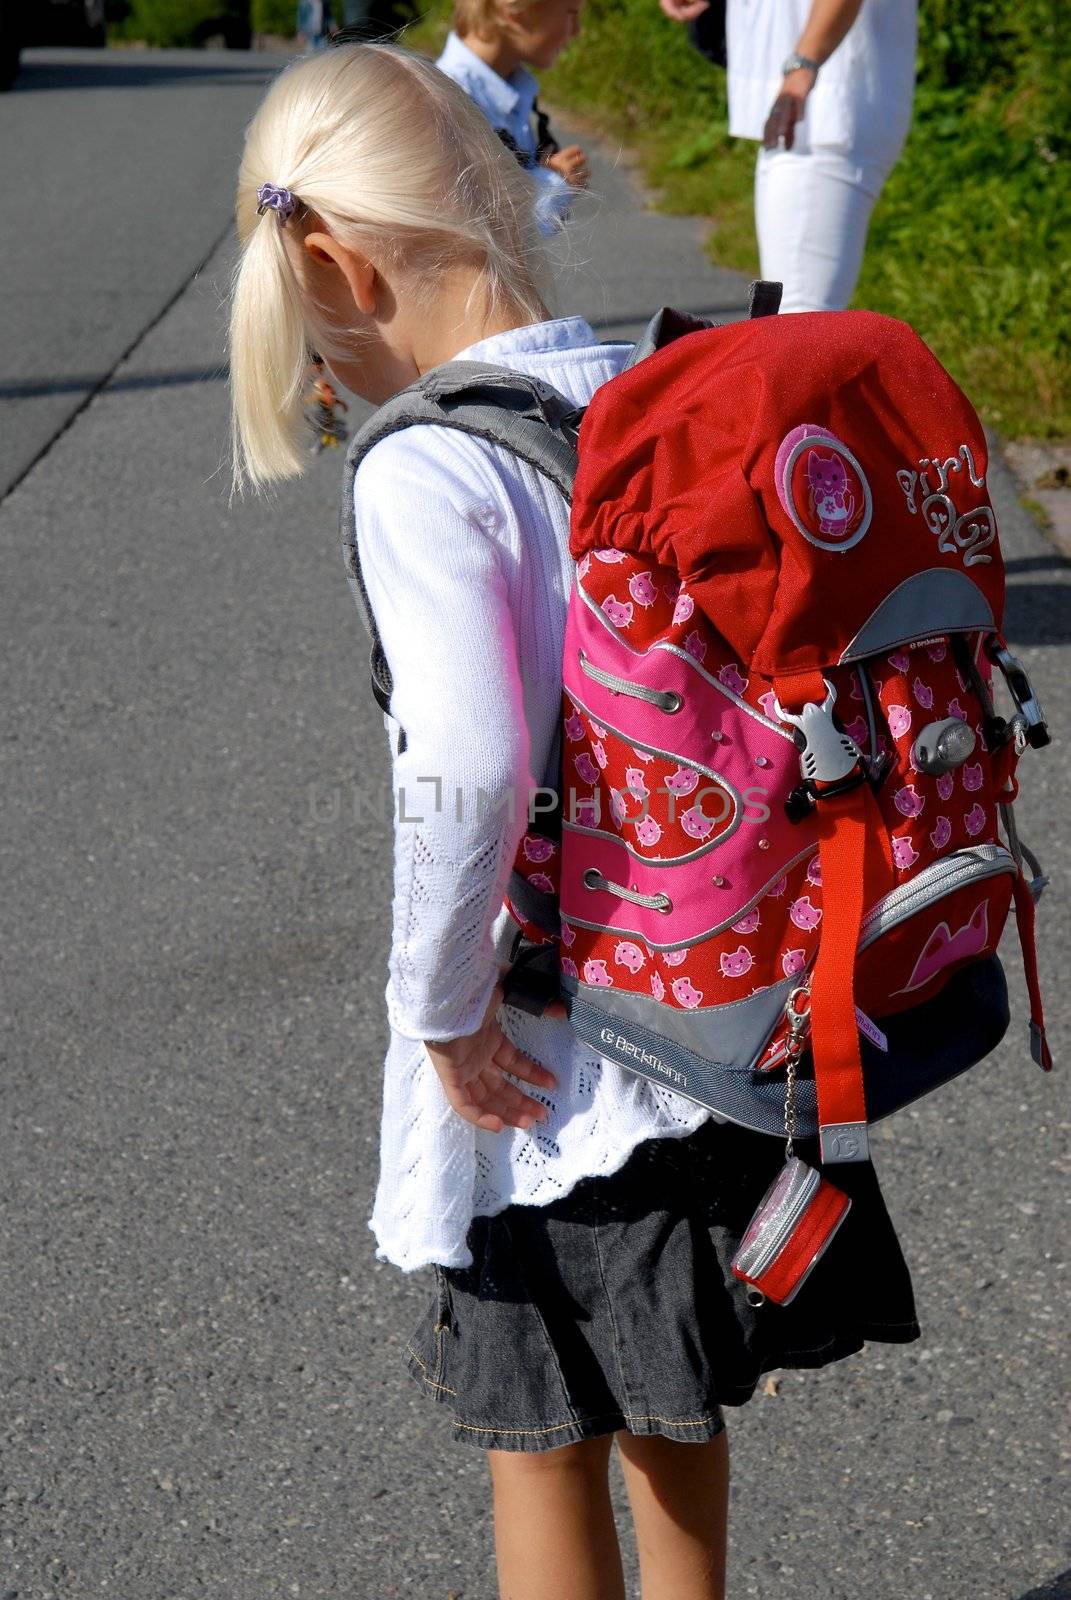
[624,280,783,371]
[338,361,580,735]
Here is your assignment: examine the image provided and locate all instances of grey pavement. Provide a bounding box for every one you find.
[1,45,1068,1600]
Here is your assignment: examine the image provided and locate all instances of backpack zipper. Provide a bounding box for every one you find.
[857,843,1016,951]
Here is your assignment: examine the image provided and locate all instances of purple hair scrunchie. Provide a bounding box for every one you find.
[256,182,298,223]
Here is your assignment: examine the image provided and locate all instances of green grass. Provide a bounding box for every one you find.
[404,0,1069,440]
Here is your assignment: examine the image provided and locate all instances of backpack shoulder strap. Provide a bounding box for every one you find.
[624,280,783,371]
[339,361,580,739]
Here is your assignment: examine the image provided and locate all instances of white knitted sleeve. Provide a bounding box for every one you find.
[353,431,533,1044]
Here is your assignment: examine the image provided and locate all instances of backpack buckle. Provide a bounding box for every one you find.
[988,642,1051,749]
[774,678,866,821]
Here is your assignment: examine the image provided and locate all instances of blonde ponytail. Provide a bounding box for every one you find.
[228,43,550,493]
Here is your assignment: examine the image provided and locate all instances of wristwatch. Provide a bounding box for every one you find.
[781,52,820,76]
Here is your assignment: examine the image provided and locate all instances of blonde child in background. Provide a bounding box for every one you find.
[437,0,590,235]
[229,42,919,1600]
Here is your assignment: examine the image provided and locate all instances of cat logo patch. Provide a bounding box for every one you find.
[774,424,872,553]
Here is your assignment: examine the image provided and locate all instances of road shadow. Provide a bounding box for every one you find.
[1013,1570,1071,1600]
[1003,580,1071,647]
[0,366,227,400]
[13,50,282,93]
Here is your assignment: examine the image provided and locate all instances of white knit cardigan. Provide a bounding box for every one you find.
[354,317,714,1273]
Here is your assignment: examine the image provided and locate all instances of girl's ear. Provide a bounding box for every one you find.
[304,231,379,317]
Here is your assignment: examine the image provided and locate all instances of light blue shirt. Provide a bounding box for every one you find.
[436,30,574,237]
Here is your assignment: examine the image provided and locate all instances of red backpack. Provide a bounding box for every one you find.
[341,288,1052,1167]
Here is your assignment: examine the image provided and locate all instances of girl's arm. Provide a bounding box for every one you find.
[353,431,557,1124]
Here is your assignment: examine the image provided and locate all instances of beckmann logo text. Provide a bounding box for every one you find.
[600,1027,687,1088]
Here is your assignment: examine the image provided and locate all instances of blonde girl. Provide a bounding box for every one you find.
[229,43,919,1600]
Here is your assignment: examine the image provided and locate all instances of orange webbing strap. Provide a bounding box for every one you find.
[776,671,873,1164]
[1011,869,1053,1071]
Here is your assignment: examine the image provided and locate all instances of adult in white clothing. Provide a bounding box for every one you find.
[661,0,918,311]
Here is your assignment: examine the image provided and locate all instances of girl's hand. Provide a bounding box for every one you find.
[546,144,590,189]
[424,984,559,1134]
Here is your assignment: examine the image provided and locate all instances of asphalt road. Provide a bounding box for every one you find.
[1,45,1068,1600]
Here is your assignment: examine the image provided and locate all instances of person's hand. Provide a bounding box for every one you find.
[762,66,818,150]
[546,144,590,189]
[658,0,710,21]
[424,983,559,1134]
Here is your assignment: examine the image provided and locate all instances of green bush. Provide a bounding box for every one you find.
[251,0,296,34]
[111,0,250,46]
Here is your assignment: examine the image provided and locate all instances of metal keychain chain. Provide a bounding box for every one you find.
[782,982,811,1160]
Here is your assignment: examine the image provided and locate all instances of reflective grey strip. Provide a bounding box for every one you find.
[839,569,996,663]
[578,650,681,711]
[857,844,1015,950]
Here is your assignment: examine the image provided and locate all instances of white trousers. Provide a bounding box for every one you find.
[754,146,893,313]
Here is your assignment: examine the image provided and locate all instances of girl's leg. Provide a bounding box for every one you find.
[487,1432,626,1600]
[615,1428,729,1600]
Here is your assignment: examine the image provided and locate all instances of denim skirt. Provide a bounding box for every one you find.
[404,1115,920,1452]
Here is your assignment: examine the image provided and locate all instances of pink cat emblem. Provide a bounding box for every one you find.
[806,855,822,886]
[650,971,665,1001]
[888,704,912,739]
[912,677,934,709]
[684,629,707,663]
[625,767,649,798]
[789,895,822,931]
[766,876,788,899]
[849,674,864,701]
[732,909,761,935]
[844,715,868,745]
[962,763,983,792]
[564,711,584,742]
[782,948,806,978]
[583,959,613,987]
[630,746,652,764]
[577,553,591,579]
[806,451,856,536]
[892,835,919,870]
[602,595,634,628]
[927,642,947,663]
[673,592,694,626]
[662,948,687,967]
[664,766,699,796]
[759,690,780,720]
[589,721,608,739]
[887,650,911,674]
[628,571,658,608]
[898,902,989,994]
[937,773,955,802]
[560,956,578,980]
[574,753,599,787]
[615,941,646,973]
[527,871,554,894]
[894,784,925,818]
[930,816,952,850]
[574,798,599,828]
[681,805,716,840]
[609,790,628,826]
[560,917,576,947]
[672,976,704,1008]
[634,815,663,847]
[523,836,555,863]
[948,697,967,721]
[719,947,753,980]
[964,803,987,837]
[663,577,682,602]
[591,741,608,770]
[719,663,748,695]
[593,548,627,564]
